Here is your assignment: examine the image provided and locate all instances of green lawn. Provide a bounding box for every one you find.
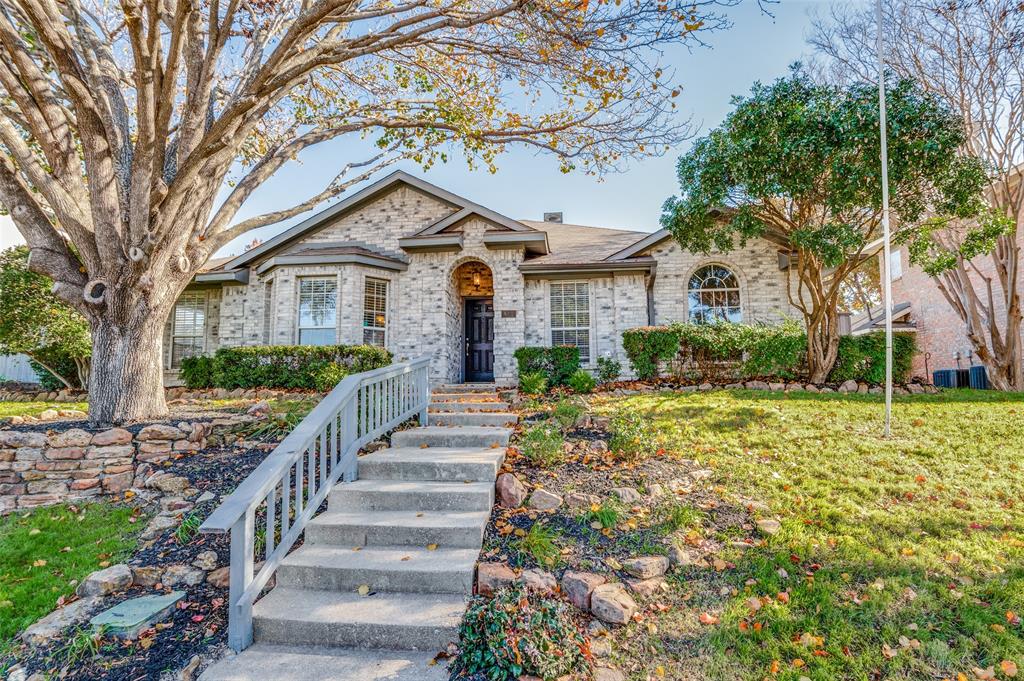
[0,402,88,419]
[595,389,1024,681]
[0,502,142,646]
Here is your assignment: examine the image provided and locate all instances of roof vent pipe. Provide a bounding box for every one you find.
[543,212,563,223]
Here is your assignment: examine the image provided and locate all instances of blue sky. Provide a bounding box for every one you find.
[0,0,841,254]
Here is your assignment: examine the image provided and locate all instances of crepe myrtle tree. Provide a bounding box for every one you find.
[661,69,988,382]
[811,0,1024,391]
[0,0,737,425]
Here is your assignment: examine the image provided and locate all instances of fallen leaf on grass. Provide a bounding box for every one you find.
[1001,661,1018,678]
[698,612,719,625]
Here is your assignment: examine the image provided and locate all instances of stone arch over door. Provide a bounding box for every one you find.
[446,258,496,383]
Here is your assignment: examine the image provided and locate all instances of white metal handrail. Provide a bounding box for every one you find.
[200,355,431,651]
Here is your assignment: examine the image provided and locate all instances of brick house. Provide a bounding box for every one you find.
[165,171,798,386]
[863,241,1023,383]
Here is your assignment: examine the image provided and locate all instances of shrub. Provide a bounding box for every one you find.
[519,371,548,395]
[740,321,806,379]
[621,326,680,379]
[550,398,585,430]
[179,355,216,389]
[518,423,564,468]
[831,332,916,384]
[453,583,589,681]
[608,410,659,461]
[312,362,350,392]
[567,368,596,394]
[30,350,84,391]
[512,346,581,387]
[596,356,622,383]
[515,523,562,568]
[201,344,391,390]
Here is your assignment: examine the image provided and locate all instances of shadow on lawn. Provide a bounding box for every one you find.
[717,387,1024,405]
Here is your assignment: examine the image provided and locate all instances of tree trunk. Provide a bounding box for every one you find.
[806,306,841,383]
[88,313,168,425]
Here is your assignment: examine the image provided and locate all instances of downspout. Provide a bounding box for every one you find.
[646,263,658,325]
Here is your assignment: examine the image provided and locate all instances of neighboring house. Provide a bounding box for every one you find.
[0,354,39,384]
[868,241,1024,383]
[165,171,798,386]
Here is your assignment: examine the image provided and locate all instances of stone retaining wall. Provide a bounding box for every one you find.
[0,419,246,513]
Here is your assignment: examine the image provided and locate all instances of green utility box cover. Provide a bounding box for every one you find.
[90,590,185,639]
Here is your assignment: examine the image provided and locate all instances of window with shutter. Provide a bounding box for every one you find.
[171,291,207,368]
[297,277,338,345]
[362,278,388,347]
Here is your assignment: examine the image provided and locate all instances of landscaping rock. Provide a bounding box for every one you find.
[518,569,557,594]
[89,591,185,638]
[131,565,164,587]
[77,564,133,597]
[207,566,230,588]
[0,431,47,449]
[527,488,562,511]
[47,429,92,448]
[591,439,609,454]
[838,379,859,393]
[149,474,191,494]
[564,492,601,509]
[590,635,613,658]
[162,564,206,587]
[621,556,669,580]
[180,655,202,681]
[246,401,271,416]
[561,571,606,611]
[624,577,665,597]
[756,518,782,536]
[745,380,769,391]
[141,514,177,540]
[137,424,186,441]
[495,473,527,508]
[38,409,59,421]
[193,550,219,571]
[590,583,637,625]
[92,428,133,446]
[907,383,925,394]
[21,597,102,646]
[611,487,642,504]
[593,668,626,681]
[477,562,516,596]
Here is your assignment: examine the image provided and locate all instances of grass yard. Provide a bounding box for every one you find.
[0,502,143,648]
[594,389,1024,680]
[0,402,88,419]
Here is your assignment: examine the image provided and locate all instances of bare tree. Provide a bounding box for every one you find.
[811,0,1024,391]
[0,0,738,424]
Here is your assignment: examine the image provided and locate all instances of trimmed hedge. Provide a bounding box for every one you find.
[621,322,916,384]
[513,346,581,386]
[179,344,393,390]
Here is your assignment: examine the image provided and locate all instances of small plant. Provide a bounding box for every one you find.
[312,362,349,392]
[244,401,313,441]
[452,583,589,681]
[519,371,548,395]
[608,410,659,462]
[655,502,704,534]
[550,398,585,431]
[567,368,596,394]
[515,523,562,568]
[518,423,564,468]
[596,356,622,384]
[175,512,203,545]
[585,501,619,530]
[52,625,104,668]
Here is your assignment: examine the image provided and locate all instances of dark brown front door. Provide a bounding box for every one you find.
[465,299,494,382]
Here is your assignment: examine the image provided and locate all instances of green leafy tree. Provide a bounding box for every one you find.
[0,247,91,389]
[661,69,988,381]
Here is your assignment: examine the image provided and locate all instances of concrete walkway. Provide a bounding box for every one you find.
[201,385,514,681]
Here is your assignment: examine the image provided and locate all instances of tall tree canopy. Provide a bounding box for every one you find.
[0,247,91,389]
[811,0,1023,391]
[0,0,737,424]
[661,69,988,382]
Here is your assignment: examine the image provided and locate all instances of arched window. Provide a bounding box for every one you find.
[688,264,742,324]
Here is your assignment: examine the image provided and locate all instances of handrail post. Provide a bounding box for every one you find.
[419,365,429,426]
[227,510,255,651]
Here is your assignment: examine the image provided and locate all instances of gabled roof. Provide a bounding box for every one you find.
[224,170,537,270]
[519,221,647,265]
[849,301,915,335]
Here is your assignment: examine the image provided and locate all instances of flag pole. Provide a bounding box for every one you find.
[876,0,894,437]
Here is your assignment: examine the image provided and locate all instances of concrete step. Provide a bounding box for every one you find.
[427,411,517,427]
[436,384,497,394]
[358,447,504,482]
[329,479,494,512]
[429,392,502,403]
[277,544,477,594]
[252,587,465,651]
[428,400,510,412]
[391,426,511,449]
[307,510,490,548]
[199,644,450,681]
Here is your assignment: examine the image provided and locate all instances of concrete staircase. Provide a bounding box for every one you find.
[202,384,515,681]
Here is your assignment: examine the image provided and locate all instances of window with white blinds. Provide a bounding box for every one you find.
[171,291,207,368]
[297,277,337,345]
[550,281,591,362]
[362,278,388,347]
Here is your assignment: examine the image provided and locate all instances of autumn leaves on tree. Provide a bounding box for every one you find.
[0,0,732,423]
